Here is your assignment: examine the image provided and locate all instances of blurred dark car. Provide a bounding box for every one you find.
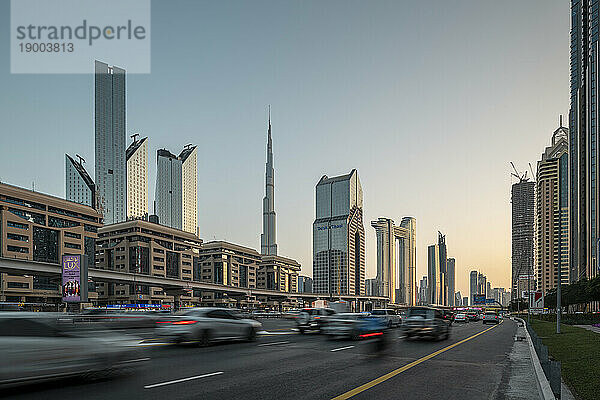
[295,308,336,334]
[0,313,147,388]
[403,307,451,341]
[466,312,479,322]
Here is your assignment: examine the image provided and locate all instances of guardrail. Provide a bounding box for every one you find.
[526,322,562,399]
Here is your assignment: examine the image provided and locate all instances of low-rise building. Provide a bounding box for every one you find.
[94,219,202,306]
[195,241,261,307]
[0,182,102,306]
[258,255,300,293]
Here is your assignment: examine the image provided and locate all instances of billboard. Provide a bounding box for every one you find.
[62,255,81,302]
[473,294,486,305]
[485,298,496,305]
[529,291,544,314]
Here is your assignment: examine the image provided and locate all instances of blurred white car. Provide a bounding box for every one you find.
[155,307,262,345]
[0,313,147,388]
[454,313,469,323]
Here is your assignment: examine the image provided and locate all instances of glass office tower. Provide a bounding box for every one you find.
[312,169,365,296]
[570,0,600,280]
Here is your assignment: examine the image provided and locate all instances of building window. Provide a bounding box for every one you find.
[64,242,81,250]
[166,251,180,278]
[7,221,28,230]
[64,231,81,239]
[33,226,59,263]
[7,281,29,289]
[7,233,29,242]
[7,245,29,254]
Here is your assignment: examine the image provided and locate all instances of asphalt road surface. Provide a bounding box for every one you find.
[2,318,518,400]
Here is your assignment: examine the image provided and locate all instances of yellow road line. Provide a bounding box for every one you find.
[331,321,503,400]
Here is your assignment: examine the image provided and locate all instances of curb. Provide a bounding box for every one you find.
[514,317,555,400]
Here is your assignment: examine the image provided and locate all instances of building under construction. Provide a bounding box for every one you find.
[511,165,535,299]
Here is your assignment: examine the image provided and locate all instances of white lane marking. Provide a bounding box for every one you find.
[144,371,224,389]
[122,357,151,363]
[257,341,290,347]
[330,345,355,352]
[260,331,297,335]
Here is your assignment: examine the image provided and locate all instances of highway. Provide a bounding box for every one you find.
[3,318,519,400]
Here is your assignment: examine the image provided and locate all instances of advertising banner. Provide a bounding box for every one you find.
[62,255,81,302]
[473,294,486,305]
[529,291,544,314]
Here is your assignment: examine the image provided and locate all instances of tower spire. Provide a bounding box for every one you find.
[261,105,277,255]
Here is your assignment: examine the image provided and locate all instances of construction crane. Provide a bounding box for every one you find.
[510,162,530,182]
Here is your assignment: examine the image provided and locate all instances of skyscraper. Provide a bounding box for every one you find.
[371,216,417,305]
[155,149,182,229]
[65,154,96,208]
[427,244,440,305]
[511,179,535,298]
[447,257,455,306]
[569,1,599,281]
[427,232,447,305]
[126,135,148,220]
[180,145,198,236]
[94,60,126,225]
[536,119,570,295]
[312,169,365,296]
[469,270,478,305]
[438,232,448,305]
[261,110,277,255]
[418,276,428,305]
[154,145,198,234]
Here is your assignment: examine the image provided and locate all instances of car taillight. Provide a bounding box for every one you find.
[156,320,173,324]
[172,320,198,325]
[359,332,383,338]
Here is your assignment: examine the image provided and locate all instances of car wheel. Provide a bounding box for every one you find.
[388,320,393,329]
[198,330,211,347]
[246,326,257,342]
[404,334,412,341]
[299,327,306,335]
[350,329,360,341]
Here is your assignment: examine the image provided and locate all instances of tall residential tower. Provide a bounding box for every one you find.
[94,60,126,225]
[126,135,148,220]
[536,119,569,295]
[65,154,96,208]
[154,145,198,235]
[371,216,417,305]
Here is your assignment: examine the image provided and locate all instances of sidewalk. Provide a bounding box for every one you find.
[503,321,542,400]
[574,324,600,334]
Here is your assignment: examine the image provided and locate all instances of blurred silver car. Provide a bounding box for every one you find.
[0,313,147,387]
[155,307,262,345]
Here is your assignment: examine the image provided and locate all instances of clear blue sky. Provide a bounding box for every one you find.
[0,0,569,297]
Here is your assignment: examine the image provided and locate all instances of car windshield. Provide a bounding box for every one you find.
[371,310,385,315]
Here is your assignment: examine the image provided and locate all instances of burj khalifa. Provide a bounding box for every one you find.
[261,108,278,255]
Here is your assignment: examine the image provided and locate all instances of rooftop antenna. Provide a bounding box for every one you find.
[75,154,86,165]
[184,143,193,150]
[559,114,563,127]
[131,133,140,143]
